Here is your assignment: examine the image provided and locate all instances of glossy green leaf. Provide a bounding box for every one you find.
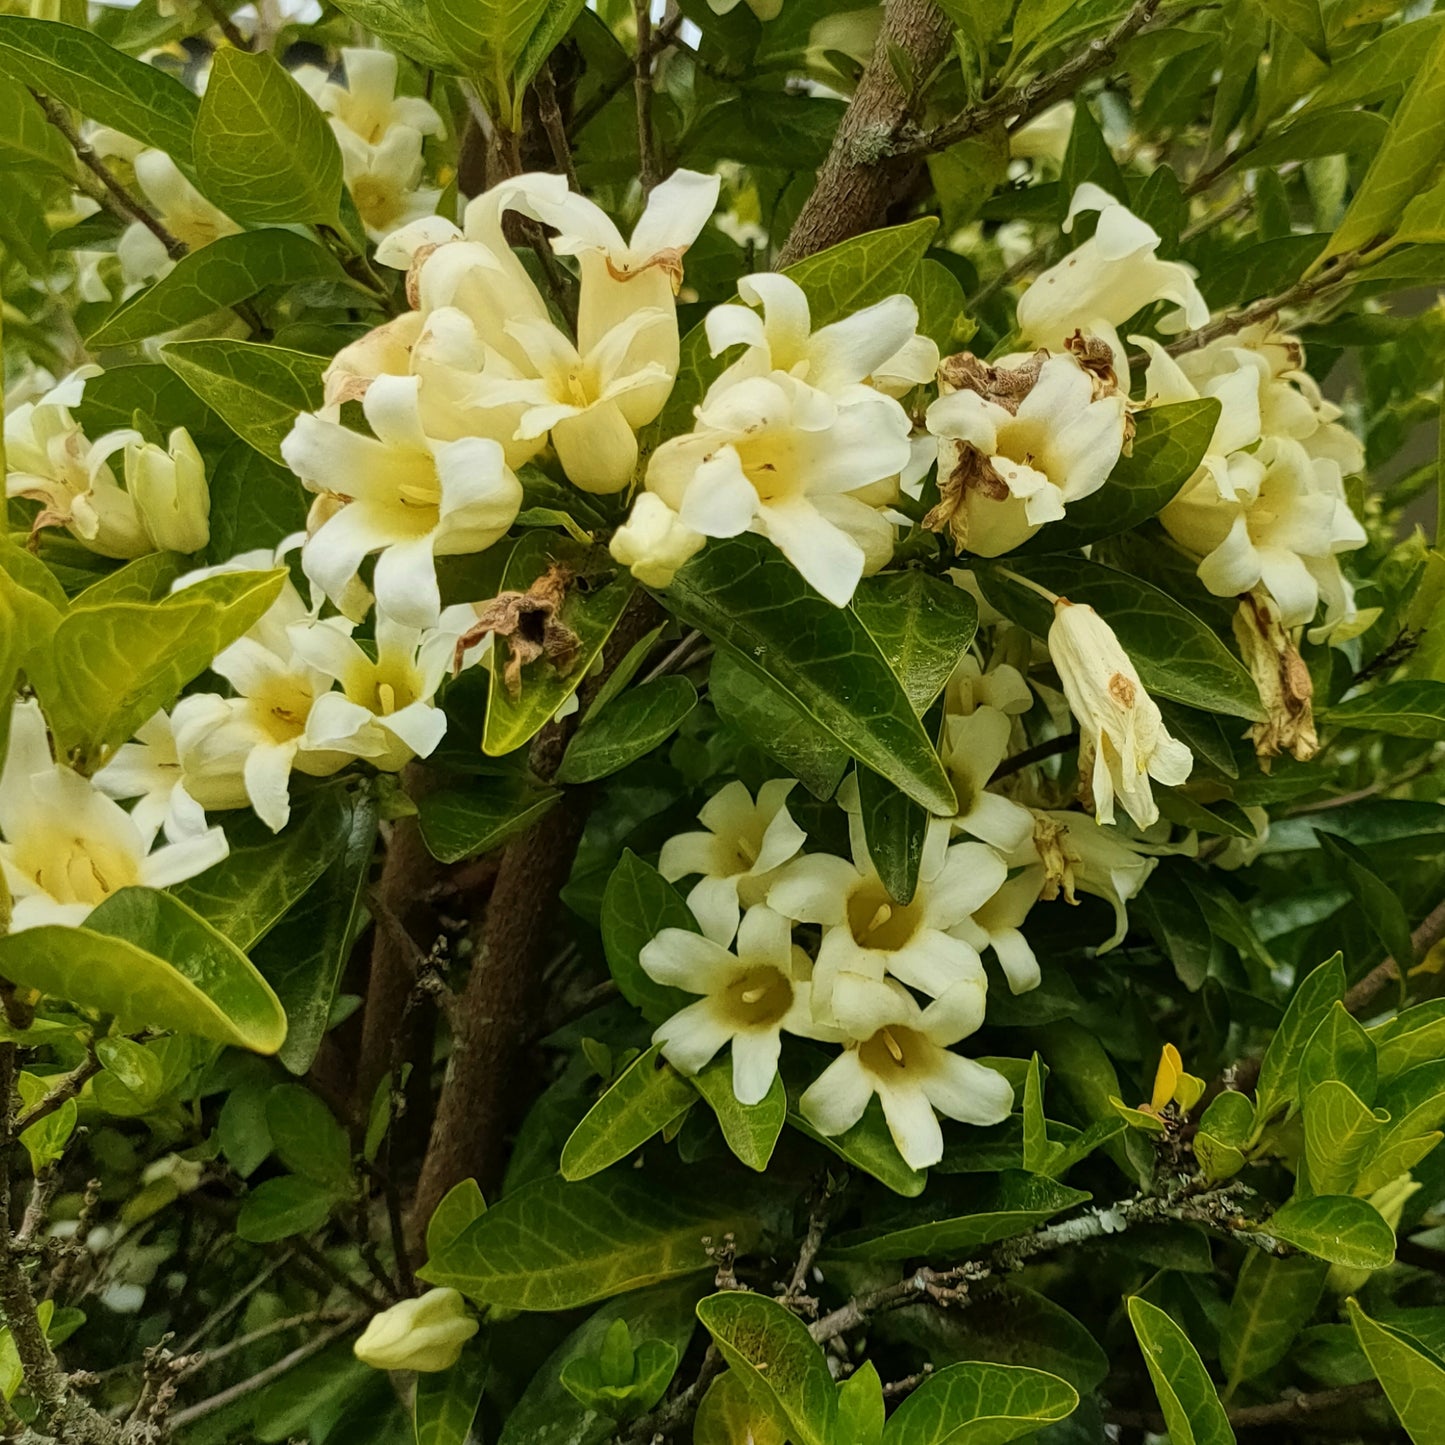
[850,570,979,716]
[416,778,561,864]
[787,1095,927,1197]
[330,0,455,68]
[427,0,582,117]
[600,851,698,1024]
[1195,1090,1255,1182]
[1320,835,1416,982]
[1259,0,1327,59]
[27,567,284,772]
[414,1341,487,1445]
[560,1044,697,1181]
[0,16,199,164]
[828,1173,1090,1260]
[1325,681,1445,740]
[218,1085,272,1179]
[1220,1252,1327,1390]
[0,887,286,1053]
[194,49,344,227]
[856,765,929,906]
[1267,1194,1396,1269]
[484,533,635,757]
[1303,1081,1384,1196]
[838,1361,886,1445]
[1016,399,1222,555]
[265,1083,352,1190]
[419,1170,773,1311]
[980,556,1264,721]
[881,1360,1079,1445]
[1374,1001,1445,1078]
[0,72,73,174]
[161,339,326,464]
[426,1180,487,1264]
[1348,1298,1445,1442]
[663,535,955,813]
[236,1174,339,1243]
[692,1060,786,1172]
[557,676,698,784]
[695,1292,836,1445]
[1127,1297,1236,1445]
[1300,1001,1378,1105]
[694,1370,786,1445]
[1253,953,1347,1131]
[89,231,343,346]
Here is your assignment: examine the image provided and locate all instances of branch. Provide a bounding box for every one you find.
[13,1047,101,1137]
[990,731,1078,783]
[632,0,658,194]
[1344,896,1445,1017]
[534,61,581,193]
[1109,1380,1383,1432]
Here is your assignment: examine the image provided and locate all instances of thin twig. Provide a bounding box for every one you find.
[782,1179,838,1306]
[1109,1379,1383,1431]
[176,1309,360,1380]
[289,1237,390,1313]
[632,0,657,193]
[173,1255,290,1354]
[13,1047,101,1136]
[198,0,249,50]
[534,62,581,193]
[572,14,684,134]
[991,732,1079,783]
[1344,896,1445,1016]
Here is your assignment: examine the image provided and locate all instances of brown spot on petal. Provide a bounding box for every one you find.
[406,243,444,309]
[923,446,1008,549]
[606,245,688,294]
[1108,672,1137,707]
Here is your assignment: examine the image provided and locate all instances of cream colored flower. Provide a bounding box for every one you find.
[641,904,823,1104]
[1016,184,1208,381]
[951,869,1043,994]
[306,48,443,147]
[337,125,442,242]
[659,779,806,945]
[799,977,1013,1170]
[939,706,1035,854]
[646,372,911,606]
[925,352,1126,556]
[1009,101,1075,164]
[609,493,705,588]
[0,700,228,932]
[95,711,210,844]
[354,1289,476,1373]
[124,427,210,554]
[282,374,522,628]
[944,652,1033,718]
[114,149,239,284]
[1033,809,1158,951]
[1047,599,1192,829]
[708,0,783,20]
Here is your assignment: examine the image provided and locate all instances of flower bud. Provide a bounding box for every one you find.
[353,1288,477,1373]
[610,493,704,587]
[128,427,210,554]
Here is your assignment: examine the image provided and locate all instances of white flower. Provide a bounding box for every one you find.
[950,869,1042,994]
[659,779,806,945]
[708,0,783,20]
[610,493,705,588]
[307,48,443,147]
[799,977,1013,1170]
[924,352,1127,556]
[939,706,1035,854]
[1009,101,1075,164]
[336,125,442,243]
[288,606,477,772]
[94,711,210,844]
[114,149,239,284]
[704,273,937,403]
[641,904,823,1105]
[1033,809,1157,951]
[1016,184,1208,382]
[282,374,522,628]
[322,311,423,410]
[944,653,1033,718]
[1047,599,1192,829]
[0,700,228,932]
[354,1289,476,1374]
[767,805,1007,1038]
[4,369,151,558]
[646,372,911,606]
[124,427,211,554]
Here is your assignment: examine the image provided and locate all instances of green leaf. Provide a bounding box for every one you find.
[1253,953,1347,1131]
[89,231,343,346]
[1325,681,1445,741]
[16,1074,77,1173]
[1321,26,1445,261]
[0,887,286,1053]
[1267,1195,1396,1269]
[850,570,979,716]
[1195,1090,1255,1182]
[695,1371,786,1445]
[201,442,308,563]
[237,1174,339,1243]
[266,1083,352,1190]
[560,1044,697,1181]
[1320,835,1416,980]
[600,851,697,1024]
[426,1180,487,1264]
[427,0,583,119]
[419,1171,774,1311]
[556,677,698,784]
[839,1361,886,1445]
[1220,1252,1327,1391]
[980,556,1264,721]
[0,16,199,164]
[828,1173,1090,1261]
[855,766,929,906]
[193,49,343,228]
[27,567,284,772]
[1021,1054,1058,1176]
[788,1094,927,1197]
[694,1292,836,1445]
[330,0,456,69]
[0,72,73,174]
[484,534,635,757]
[663,535,955,813]
[170,785,354,949]
[1303,1082,1384,1196]
[1300,1002,1378,1105]
[1127,1297,1236,1445]
[218,1084,273,1179]
[1347,1298,1445,1441]
[160,339,325,465]
[881,1360,1079,1445]
[416,778,561,864]
[1258,0,1327,60]
[707,648,849,801]
[1015,399,1223,555]
[414,1341,487,1445]
[1374,1001,1445,1078]
[692,1061,786,1172]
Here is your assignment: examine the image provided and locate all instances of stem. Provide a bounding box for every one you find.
[12,1047,101,1137]
[1344,896,1445,1016]
[534,61,581,193]
[632,0,658,194]
[990,731,1079,782]
[993,566,1061,605]
[176,1309,359,1379]
[198,0,250,50]
[1109,1379,1382,1431]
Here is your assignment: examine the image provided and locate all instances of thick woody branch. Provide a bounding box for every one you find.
[1344,895,1445,1016]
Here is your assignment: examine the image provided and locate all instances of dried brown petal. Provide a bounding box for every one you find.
[453,563,581,698]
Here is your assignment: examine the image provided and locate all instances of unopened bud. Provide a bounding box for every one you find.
[353,1288,477,1373]
[128,427,210,554]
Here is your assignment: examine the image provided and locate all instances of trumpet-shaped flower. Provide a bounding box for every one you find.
[354,1289,477,1373]
[646,372,911,606]
[641,904,823,1104]
[944,652,1033,718]
[768,808,1007,1037]
[1033,809,1157,950]
[940,706,1035,854]
[609,492,705,587]
[799,977,1013,1170]
[282,374,522,628]
[925,352,1126,556]
[659,779,806,945]
[306,48,443,147]
[114,149,239,284]
[337,125,442,242]
[1016,184,1208,381]
[5,370,151,559]
[95,711,210,844]
[704,273,937,402]
[0,700,228,932]
[950,869,1043,994]
[708,0,783,21]
[124,427,211,554]
[1048,599,1192,829]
